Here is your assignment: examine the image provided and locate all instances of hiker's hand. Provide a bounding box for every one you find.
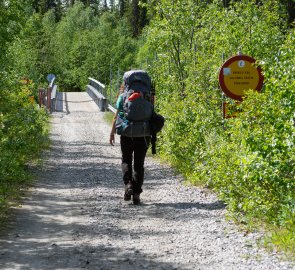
[110,133,115,146]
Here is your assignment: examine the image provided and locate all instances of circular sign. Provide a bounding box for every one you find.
[219,55,264,101]
[46,73,56,83]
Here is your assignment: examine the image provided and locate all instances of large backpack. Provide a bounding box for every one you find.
[116,70,153,138]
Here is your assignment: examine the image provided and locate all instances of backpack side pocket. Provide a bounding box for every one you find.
[115,116,129,135]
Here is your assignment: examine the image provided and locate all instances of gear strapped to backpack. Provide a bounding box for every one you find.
[116,70,154,137]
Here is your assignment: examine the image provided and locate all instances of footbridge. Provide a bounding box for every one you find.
[39,77,116,114]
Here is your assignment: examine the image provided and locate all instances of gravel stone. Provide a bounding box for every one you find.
[0,92,294,270]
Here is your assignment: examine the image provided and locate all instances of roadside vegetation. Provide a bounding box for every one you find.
[144,1,295,257]
[0,0,294,257]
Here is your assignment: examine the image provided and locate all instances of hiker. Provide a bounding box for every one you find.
[109,70,153,205]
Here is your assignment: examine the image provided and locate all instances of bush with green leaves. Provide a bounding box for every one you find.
[0,0,49,215]
[204,30,295,253]
[141,0,293,242]
[46,3,141,91]
[221,29,295,226]
[0,80,48,214]
[7,2,142,92]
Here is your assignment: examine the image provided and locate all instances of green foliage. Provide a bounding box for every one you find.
[0,0,50,218]
[48,2,96,90]
[0,0,33,70]
[5,2,142,91]
[8,13,54,85]
[0,1,47,219]
[203,28,295,234]
[46,3,140,90]
[266,226,295,257]
[141,0,294,252]
[231,29,295,225]
[0,80,48,214]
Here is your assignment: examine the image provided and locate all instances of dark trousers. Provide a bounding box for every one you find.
[120,136,150,194]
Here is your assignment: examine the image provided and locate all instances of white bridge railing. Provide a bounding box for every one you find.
[87,77,116,113]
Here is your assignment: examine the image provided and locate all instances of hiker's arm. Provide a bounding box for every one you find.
[110,110,118,146]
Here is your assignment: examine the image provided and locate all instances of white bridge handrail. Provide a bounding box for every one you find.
[88,77,105,89]
[87,77,117,113]
[86,77,107,112]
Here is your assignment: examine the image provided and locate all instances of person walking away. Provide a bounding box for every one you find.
[109,70,153,205]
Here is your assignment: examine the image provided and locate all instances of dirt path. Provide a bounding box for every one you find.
[0,92,294,270]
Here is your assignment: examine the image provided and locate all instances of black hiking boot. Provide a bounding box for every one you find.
[124,182,133,201]
[133,193,140,205]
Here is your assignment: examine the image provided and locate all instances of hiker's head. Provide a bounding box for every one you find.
[119,84,124,93]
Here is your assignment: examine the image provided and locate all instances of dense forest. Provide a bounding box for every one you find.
[0,0,294,256]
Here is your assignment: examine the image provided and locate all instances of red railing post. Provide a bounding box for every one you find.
[47,86,51,112]
[38,89,46,107]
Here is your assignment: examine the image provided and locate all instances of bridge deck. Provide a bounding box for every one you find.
[55,92,100,113]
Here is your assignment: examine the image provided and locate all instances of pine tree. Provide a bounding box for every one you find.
[138,0,148,30]
[131,0,139,37]
[286,0,295,25]
[119,0,126,17]
[32,0,56,14]
[129,0,148,37]
[55,0,63,21]
[103,0,108,10]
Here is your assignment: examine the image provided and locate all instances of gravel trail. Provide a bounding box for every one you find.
[0,92,294,270]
